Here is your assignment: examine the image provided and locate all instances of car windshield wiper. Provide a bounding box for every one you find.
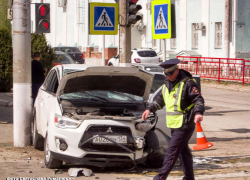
[85,91,110,102]
[112,91,138,102]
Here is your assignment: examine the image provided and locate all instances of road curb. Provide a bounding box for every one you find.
[0,99,13,107]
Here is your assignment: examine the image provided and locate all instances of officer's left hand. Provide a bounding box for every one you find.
[194,114,203,123]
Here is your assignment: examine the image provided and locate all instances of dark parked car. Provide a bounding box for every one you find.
[54,46,85,64]
[55,51,74,65]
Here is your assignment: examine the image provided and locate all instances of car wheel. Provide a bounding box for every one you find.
[145,130,165,168]
[145,130,160,150]
[31,110,44,150]
[44,135,62,169]
[108,63,113,66]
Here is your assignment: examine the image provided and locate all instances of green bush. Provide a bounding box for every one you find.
[31,34,55,76]
[0,0,11,30]
[0,28,12,92]
[0,32,54,92]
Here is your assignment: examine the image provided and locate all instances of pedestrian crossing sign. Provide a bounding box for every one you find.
[89,3,118,35]
[152,0,172,39]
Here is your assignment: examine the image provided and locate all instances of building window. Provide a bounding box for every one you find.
[215,22,222,49]
[192,23,198,49]
[170,38,176,49]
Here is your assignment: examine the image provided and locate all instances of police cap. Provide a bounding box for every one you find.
[159,59,180,75]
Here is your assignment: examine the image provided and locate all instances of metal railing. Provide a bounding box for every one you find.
[177,56,250,85]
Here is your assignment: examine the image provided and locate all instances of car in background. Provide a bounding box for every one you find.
[54,46,85,64]
[132,63,164,73]
[55,51,75,65]
[108,48,161,66]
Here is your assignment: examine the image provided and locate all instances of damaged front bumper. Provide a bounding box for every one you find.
[52,135,147,167]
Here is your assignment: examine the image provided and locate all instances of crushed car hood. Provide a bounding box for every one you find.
[57,66,154,100]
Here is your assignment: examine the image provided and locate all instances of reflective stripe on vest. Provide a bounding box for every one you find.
[162,79,195,128]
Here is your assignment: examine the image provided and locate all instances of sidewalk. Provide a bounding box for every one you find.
[201,79,250,93]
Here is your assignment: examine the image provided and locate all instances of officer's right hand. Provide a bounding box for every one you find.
[142,110,150,121]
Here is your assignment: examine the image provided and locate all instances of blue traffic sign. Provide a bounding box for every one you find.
[152,0,172,39]
[94,6,115,31]
[154,4,169,34]
[89,3,118,35]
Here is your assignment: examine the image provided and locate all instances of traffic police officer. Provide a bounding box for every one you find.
[142,59,205,180]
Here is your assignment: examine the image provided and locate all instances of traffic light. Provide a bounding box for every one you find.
[127,0,142,25]
[35,3,50,34]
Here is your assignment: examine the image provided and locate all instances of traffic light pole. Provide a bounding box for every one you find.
[12,0,32,147]
[119,0,131,67]
[163,39,166,62]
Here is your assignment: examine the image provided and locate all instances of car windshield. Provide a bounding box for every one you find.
[55,54,74,64]
[59,47,81,53]
[151,74,165,93]
[137,51,157,57]
[60,90,144,102]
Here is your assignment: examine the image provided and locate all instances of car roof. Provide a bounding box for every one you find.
[54,46,79,48]
[55,51,68,55]
[133,49,156,52]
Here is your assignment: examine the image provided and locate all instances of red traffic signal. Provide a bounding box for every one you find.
[35,3,50,34]
[39,5,50,17]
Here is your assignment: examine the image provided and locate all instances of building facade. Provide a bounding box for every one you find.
[30,0,250,60]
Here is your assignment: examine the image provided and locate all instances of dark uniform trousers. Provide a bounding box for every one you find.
[153,125,195,180]
[32,83,42,105]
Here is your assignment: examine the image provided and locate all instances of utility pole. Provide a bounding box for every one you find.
[12,0,32,147]
[119,0,131,67]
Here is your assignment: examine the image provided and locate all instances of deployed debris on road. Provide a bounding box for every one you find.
[68,168,93,177]
[55,169,63,174]
[193,156,222,164]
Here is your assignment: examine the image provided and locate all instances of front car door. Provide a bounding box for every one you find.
[37,69,60,137]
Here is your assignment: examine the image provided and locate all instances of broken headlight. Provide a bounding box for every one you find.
[135,113,157,132]
[134,136,145,150]
[55,114,82,129]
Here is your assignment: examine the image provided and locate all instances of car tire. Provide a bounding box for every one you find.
[31,110,44,150]
[108,63,113,66]
[145,130,160,150]
[44,134,62,169]
[145,130,165,168]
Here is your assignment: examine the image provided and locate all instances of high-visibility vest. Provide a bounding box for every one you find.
[162,79,194,128]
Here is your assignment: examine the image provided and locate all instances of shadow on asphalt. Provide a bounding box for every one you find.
[207,136,250,142]
[204,109,250,116]
[222,128,250,133]
[205,106,212,110]
[50,162,223,177]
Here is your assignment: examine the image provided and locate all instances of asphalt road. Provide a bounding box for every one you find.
[0,86,250,179]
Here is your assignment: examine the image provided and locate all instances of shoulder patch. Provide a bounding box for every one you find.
[192,87,199,94]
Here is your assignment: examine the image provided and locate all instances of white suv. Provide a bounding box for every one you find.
[32,65,167,169]
[108,49,161,66]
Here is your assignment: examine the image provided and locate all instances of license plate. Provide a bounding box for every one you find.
[93,135,127,144]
